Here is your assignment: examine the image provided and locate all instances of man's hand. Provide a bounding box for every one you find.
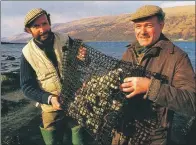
[50,95,63,110]
[120,77,151,98]
[77,46,87,61]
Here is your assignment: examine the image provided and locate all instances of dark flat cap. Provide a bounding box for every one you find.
[130,5,165,21]
[24,8,47,27]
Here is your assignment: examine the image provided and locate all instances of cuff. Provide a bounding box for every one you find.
[41,93,52,104]
[143,77,161,101]
[48,95,53,105]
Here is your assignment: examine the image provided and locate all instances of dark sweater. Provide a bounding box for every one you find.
[20,34,59,104]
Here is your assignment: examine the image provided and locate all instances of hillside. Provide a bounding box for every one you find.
[2,5,195,42]
[163,5,195,40]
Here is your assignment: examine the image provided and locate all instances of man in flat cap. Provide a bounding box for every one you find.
[112,5,196,145]
[20,8,87,145]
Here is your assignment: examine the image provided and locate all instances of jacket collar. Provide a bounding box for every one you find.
[151,34,174,51]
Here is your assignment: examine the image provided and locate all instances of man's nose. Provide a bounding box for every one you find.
[39,25,46,34]
[140,27,147,34]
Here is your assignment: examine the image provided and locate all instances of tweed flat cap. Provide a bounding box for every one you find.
[24,8,47,27]
[130,5,165,21]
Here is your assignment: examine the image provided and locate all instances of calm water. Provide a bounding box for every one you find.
[1,41,195,73]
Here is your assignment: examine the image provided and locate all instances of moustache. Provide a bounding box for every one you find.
[40,30,50,36]
[139,35,150,39]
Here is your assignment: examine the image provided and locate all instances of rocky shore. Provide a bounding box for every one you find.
[1,71,45,145]
[1,71,94,145]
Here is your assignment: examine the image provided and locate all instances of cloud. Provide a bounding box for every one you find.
[1,1,195,37]
[160,1,195,8]
[1,16,24,37]
[1,1,162,18]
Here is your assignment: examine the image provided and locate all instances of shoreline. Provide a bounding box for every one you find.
[1,40,195,44]
[1,42,27,44]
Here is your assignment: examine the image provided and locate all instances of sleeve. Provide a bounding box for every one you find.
[20,54,52,104]
[146,53,196,116]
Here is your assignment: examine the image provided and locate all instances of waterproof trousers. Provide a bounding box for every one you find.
[40,110,84,145]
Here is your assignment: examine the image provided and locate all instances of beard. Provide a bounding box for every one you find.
[35,29,53,43]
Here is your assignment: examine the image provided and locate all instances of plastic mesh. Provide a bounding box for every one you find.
[61,37,168,145]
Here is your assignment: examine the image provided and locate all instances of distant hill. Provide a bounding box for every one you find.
[1,5,195,43]
[163,5,195,41]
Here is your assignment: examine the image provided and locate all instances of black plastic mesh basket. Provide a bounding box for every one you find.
[61,37,168,145]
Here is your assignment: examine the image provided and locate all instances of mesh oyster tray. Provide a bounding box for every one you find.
[60,37,168,145]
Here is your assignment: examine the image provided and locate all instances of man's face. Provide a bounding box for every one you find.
[133,16,164,47]
[28,14,51,42]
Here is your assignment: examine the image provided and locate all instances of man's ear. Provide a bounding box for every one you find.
[160,22,164,30]
[25,28,32,34]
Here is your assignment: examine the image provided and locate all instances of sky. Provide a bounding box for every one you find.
[1,1,195,38]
